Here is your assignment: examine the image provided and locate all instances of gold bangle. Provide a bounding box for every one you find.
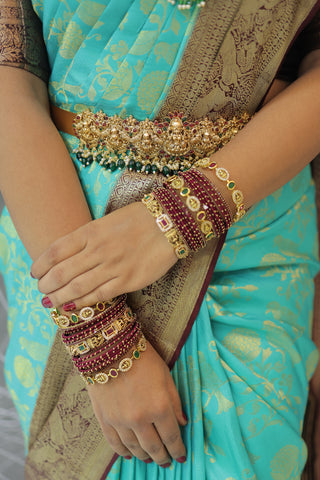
[67,309,135,356]
[166,175,215,239]
[195,157,246,222]
[142,193,189,259]
[50,298,116,329]
[82,335,147,385]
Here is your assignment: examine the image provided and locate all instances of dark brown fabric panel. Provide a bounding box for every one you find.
[0,0,49,82]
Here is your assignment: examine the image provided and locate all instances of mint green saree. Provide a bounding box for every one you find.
[0,1,320,479]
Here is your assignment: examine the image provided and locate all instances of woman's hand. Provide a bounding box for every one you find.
[31,202,177,309]
[87,341,187,466]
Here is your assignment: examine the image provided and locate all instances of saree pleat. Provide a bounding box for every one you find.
[0,1,319,479]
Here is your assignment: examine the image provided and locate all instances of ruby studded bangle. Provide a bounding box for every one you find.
[142,193,190,259]
[194,158,246,222]
[73,320,139,366]
[82,335,147,385]
[166,169,233,238]
[48,294,146,384]
[62,304,133,345]
[67,311,133,356]
[75,324,142,374]
[50,295,126,330]
[142,160,237,258]
[153,186,205,250]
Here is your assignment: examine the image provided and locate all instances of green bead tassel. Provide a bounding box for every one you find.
[168,0,205,9]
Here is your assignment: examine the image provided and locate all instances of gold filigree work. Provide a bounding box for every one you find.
[73,110,250,176]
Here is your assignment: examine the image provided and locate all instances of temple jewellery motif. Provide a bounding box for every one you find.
[73,111,251,177]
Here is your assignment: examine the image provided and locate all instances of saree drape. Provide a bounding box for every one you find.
[0,1,320,479]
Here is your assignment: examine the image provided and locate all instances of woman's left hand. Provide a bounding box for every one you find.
[31,202,177,309]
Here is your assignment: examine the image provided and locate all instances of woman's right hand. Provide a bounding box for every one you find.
[87,341,187,467]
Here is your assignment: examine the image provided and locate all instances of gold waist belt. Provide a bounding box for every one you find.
[51,105,250,176]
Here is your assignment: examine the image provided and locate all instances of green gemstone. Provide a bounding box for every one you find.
[128,159,136,171]
[145,164,152,174]
[162,166,170,177]
[109,161,117,171]
[71,314,78,323]
[228,181,235,190]
[133,350,140,359]
[96,154,102,162]
[181,188,189,196]
[151,164,158,174]
[135,161,142,172]
[117,158,125,169]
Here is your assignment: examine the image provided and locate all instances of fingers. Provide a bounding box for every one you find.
[31,228,86,279]
[134,424,171,466]
[117,427,157,463]
[167,374,188,427]
[153,413,187,464]
[37,253,101,297]
[38,264,118,309]
[101,424,133,459]
[56,277,120,311]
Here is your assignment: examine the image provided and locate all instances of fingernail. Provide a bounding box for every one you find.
[30,271,36,279]
[143,458,153,464]
[176,456,187,463]
[41,296,53,308]
[160,463,171,468]
[63,302,76,312]
[183,412,188,422]
[124,456,132,460]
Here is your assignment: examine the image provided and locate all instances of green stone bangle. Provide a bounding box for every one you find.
[195,157,246,222]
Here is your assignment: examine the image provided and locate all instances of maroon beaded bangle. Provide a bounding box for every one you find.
[75,325,141,373]
[164,184,207,248]
[154,187,204,251]
[185,169,232,227]
[62,302,129,345]
[178,173,227,236]
[74,321,140,367]
[73,320,138,363]
[62,295,127,336]
[76,336,139,374]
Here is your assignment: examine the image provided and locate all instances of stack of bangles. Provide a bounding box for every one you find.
[49,294,147,385]
[142,157,246,259]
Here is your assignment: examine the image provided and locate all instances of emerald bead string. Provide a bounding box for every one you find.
[167,0,206,9]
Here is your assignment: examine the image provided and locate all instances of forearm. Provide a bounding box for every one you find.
[0,67,91,259]
[203,50,320,212]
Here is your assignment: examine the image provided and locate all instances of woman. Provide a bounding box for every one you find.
[0,0,320,478]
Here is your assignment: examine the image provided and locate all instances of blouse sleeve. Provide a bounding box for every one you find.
[276,7,320,83]
[0,0,49,82]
